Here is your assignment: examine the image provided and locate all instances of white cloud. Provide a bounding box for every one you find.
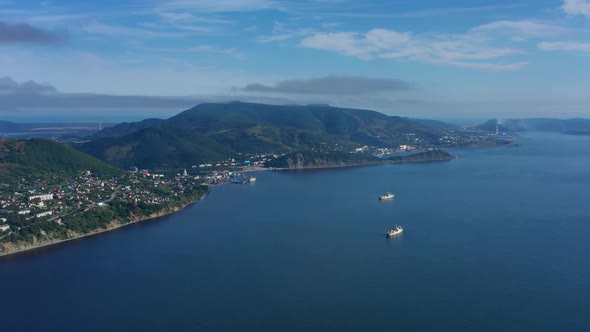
[538,41,590,52]
[562,0,590,17]
[256,21,313,44]
[156,11,231,23]
[301,32,377,60]
[134,45,245,59]
[242,76,413,95]
[311,4,525,19]
[300,28,412,60]
[438,60,529,71]
[365,29,411,49]
[156,11,194,23]
[300,27,526,70]
[26,14,86,23]
[256,33,293,43]
[173,24,217,33]
[82,22,185,38]
[190,45,244,59]
[472,20,567,38]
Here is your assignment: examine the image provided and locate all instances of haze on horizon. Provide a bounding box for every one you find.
[1,0,590,122]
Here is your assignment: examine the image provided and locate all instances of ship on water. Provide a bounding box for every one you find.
[386,225,403,237]
[379,192,395,201]
[249,176,256,183]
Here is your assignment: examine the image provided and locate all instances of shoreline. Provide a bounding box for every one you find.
[270,160,387,171]
[269,155,456,171]
[0,193,207,258]
[0,152,458,258]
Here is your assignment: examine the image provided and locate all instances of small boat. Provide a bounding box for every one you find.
[249,176,256,183]
[386,225,403,237]
[379,192,395,200]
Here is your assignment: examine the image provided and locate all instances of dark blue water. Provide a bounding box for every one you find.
[1,132,590,331]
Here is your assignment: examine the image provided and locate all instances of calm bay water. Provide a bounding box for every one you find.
[1,132,590,331]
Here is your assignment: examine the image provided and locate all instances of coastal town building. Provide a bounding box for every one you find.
[35,211,53,218]
[28,194,54,201]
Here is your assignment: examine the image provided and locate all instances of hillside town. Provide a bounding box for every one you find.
[0,169,206,241]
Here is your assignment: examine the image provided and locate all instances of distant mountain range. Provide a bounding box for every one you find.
[79,102,450,169]
[478,118,590,134]
[10,102,562,172]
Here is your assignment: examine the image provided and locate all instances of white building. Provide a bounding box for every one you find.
[35,211,53,218]
[28,194,54,202]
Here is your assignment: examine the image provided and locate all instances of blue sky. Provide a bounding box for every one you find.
[1,0,590,121]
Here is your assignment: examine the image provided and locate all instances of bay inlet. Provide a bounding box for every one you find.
[1,132,590,331]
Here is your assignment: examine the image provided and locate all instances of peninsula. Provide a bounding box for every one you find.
[0,138,207,256]
[264,150,455,169]
[1,102,510,256]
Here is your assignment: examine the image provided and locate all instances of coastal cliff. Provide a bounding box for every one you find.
[265,151,385,169]
[265,149,455,170]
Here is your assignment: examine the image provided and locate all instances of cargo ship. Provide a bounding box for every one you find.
[379,193,395,200]
[386,225,403,237]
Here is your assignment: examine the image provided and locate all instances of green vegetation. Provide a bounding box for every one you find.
[0,138,122,181]
[265,149,455,169]
[265,151,383,169]
[79,127,236,170]
[0,137,208,256]
[80,102,443,169]
[388,150,455,163]
[1,179,207,250]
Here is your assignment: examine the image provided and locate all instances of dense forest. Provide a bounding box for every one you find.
[0,138,122,181]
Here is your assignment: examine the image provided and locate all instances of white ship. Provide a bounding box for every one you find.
[249,176,257,183]
[379,192,395,200]
[386,225,403,237]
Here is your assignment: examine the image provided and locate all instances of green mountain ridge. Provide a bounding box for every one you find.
[81,102,444,168]
[80,126,235,170]
[0,138,122,181]
[91,102,441,141]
